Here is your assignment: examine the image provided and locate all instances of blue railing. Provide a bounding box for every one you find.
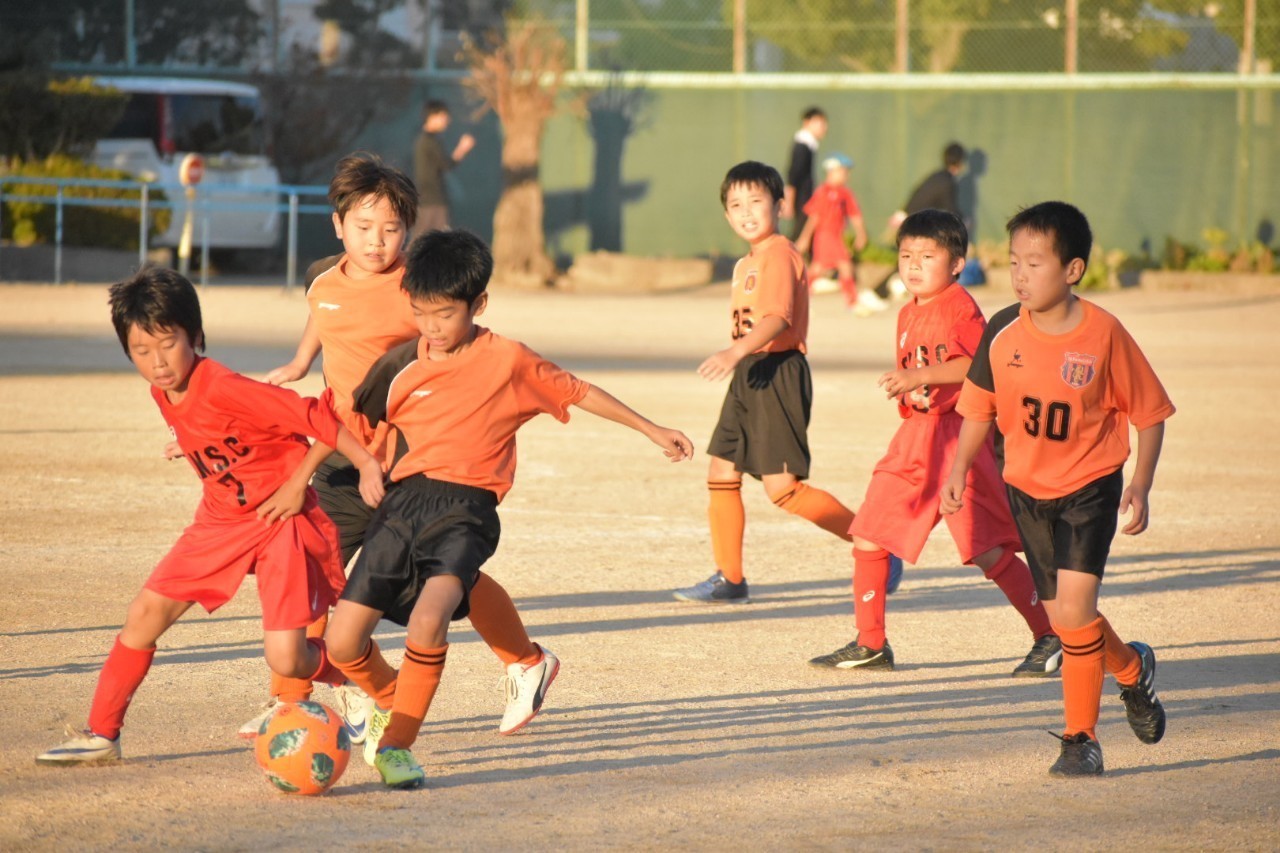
[0,175,331,287]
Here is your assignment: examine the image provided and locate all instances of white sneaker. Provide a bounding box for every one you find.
[811,276,839,294]
[331,682,371,745]
[363,703,392,767]
[856,289,889,313]
[237,697,279,740]
[499,645,560,735]
[37,726,121,765]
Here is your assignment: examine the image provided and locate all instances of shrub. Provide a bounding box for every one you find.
[1,155,171,250]
[0,74,127,160]
[854,241,898,265]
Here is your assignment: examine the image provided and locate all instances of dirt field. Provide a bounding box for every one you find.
[1,281,1277,850]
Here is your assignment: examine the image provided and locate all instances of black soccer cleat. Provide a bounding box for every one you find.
[1047,731,1104,777]
[1118,641,1166,744]
[1012,634,1063,678]
[808,640,895,671]
[673,571,749,604]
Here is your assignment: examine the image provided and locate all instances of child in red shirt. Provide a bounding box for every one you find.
[795,153,875,312]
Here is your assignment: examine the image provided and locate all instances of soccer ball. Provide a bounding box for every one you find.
[254,700,351,795]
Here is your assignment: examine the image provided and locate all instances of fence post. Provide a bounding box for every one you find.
[576,0,589,73]
[200,213,210,288]
[732,0,746,74]
[895,0,909,73]
[138,182,149,269]
[1064,0,1078,74]
[0,182,4,280]
[1240,0,1256,75]
[286,192,299,289]
[55,184,64,285]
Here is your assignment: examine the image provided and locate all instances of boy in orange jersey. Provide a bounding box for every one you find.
[794,153,875,313]
[323,228,694,788]
[808,209,1058,676]
[258,153,559,739]
[674,160,860,604]
[37,268,385,766]
[943,201,1173,776]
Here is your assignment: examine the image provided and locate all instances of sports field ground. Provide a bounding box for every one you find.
[1,281,1277,849]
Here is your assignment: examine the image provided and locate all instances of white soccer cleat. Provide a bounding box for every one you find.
[36,726,122,766]
[237,697,279,740]
[499,645,560,735]
[811,276,840,295]
[331,681,371,745]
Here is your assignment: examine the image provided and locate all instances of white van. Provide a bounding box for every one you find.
[91,77,281,250]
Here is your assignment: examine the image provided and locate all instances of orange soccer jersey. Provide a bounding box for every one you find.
[306,255,418,444]
[350,328,590,501]
[957,299,1175,499]
[729,233,809,354]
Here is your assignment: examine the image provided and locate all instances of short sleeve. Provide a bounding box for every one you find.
[946,301,987,361]
[1107,324,1175,430]
[844,188,862,218]
[802,193,821,218]
[956,378,998,422]
[514,345,591,423]
[752,250,796,325]
[211,373,341,448]
[966,303,1018,392]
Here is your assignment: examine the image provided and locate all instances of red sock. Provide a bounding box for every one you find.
[982,547,1053,639]
[853,548,891,649]
[839,276,857,306]
[87,636,155,740]
[468,572,539,666]
[708,480,746,583]
[330,639,398,709]
[1097,612,1141,684]
[773,482,855,542]
[1055,618,1105,740]
[380,642,447,752]
[304,638,345,687]
[272,614,328,702]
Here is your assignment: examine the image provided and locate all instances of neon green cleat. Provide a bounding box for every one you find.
[374,747,425,789]
[363,704,392,766]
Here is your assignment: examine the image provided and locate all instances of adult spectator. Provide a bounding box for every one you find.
[783,106,828,240]
[413,100,476,232]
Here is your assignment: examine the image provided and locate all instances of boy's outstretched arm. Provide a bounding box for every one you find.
[573,385,694,462]
[794,215,817,254]
[940,416,994,515]
[1120,421,1165,535]
[266,316,322,385]
[698,314,789,383]
[258,425,386,523]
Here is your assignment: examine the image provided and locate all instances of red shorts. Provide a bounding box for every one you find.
[810,229,852,271]
[850,412,1020,564]
[145,491,345,631]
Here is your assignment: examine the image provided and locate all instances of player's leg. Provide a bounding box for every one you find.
[468,572,560,735]
[766,472,855,542]
[835,258,858,307]
[37,589,192,765]
[969,545,1060,676]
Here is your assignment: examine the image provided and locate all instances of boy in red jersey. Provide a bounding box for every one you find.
[809,209,1057,675]
[794,153,874,312]
[260,153,558,738]
[37,268,385,766]
[673,161,860,604]
[943,201,1174,776]
[321,229,693,788]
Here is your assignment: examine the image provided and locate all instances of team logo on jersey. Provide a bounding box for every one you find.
[318,302,341,310]
[1007,349,1024,368]
[743,270,758,293]
[410,390,433,398]
[899,331,908,349]
[1061,352,1097,388]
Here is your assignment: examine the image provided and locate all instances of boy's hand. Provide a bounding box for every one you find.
[163,440,183,460]
[1120,481,1151,535]
[698,348,744,383]
[265,362,307,386]
[647,427,694,462]
[794,234,811,254]
[877,368,920,399]
[258,478,308,524]
[356,459,386,509]
[939,475,966,515]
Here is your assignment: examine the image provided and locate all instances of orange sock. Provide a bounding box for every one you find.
[981,547,1053,639]
[1097,612,1141,685]
[772,482,855,542]
[468,572,539,666]
[853,548,891,649]
[708,480,745,583]
[380,641,447,751]
[330,638,398,709]
[1055,618,1105,740]
[272,614,328,702]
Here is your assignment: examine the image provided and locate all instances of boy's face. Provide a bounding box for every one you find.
[805,116,828,140]
[723,182,779,245]
[424,111,450,132]
[333,193,407,279]
[898,236,964,302]
[126,323,199,398]
[1008,227,1084,312]
[410,292,487,359]
[823,166,848,186]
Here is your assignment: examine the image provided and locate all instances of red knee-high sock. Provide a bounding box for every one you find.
[1055,618,1105,740]
[330,639,398,709]
[272,614,328,702]
[839,275,857,306]
[1097,612,1141,685]
[853,548,891,649]
[304,638,345,687]
[773,482,856,543]
[708,480,745,583]
[468,572,540,666]
[87,636,155,740]
[380,641,447,752]
[982,547,1053,639]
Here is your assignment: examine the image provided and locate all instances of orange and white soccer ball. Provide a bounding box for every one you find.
[254,701,351,795]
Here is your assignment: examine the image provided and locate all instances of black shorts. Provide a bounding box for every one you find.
[313,452,377,567]
[707,349,812,480]
[1006,469,1124,601]
[340,475,500,626]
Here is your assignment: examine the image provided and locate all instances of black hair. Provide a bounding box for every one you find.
[896,209,969,261]
[402,229,492,304]
[108,266,205,355]
[943,142,967,169]
[720,160,784,207]
[329,151,418,230]
[423,99,450,120]
[802,106,826,122]
[1006,201,1093,272]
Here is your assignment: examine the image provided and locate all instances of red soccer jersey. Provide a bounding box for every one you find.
[894,283,988,418]
[957,299,1176,499]
[154,357,342,519]
[729,233,809,354]
[306,255,418,444]
[351,328,590,501]
[803,184,861,237]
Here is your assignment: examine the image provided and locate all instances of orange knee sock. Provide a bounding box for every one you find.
[1055,617,1105,740]
[708,480,745,583]
[853,548,891,649]
[1097,612,1141,685]
[468,572,539,666]
[272,614,328,702]
[380,642,447,752]
[981,547,1053,639]
[330,638,398,709]
[772,482,855,542]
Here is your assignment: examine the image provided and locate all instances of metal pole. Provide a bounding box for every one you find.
[732,0,746,74]
[286,192,299,288]
[55,185,64,285]
[424,0,438,72]
[0,183,4,280]
[1065,0,1078,74]
[200,213,210,288]
[138,183,149,269]
[895,0,909,73]
[125,0,137,67]
[575,0,588,73]
[1240,0,1256,75]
